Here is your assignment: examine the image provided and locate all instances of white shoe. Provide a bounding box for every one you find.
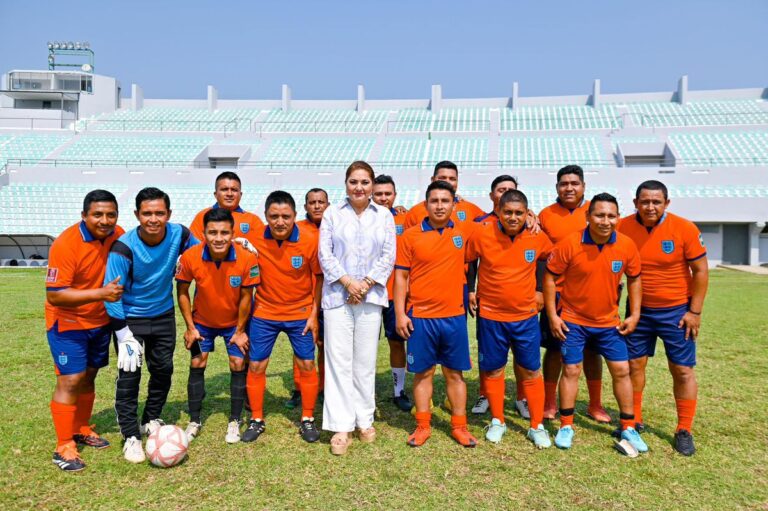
[140,418,165,437]
[225,420,241,444]
[122,436,146,463]
[471,395,489,415]
[185,421,201,442]
[515,399,531,419]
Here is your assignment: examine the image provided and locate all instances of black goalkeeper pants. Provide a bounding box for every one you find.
[114,311,176,439]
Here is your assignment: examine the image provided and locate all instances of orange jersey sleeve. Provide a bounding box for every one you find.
[386,210,408,299]
[190,207,265,245]
[538,200,590,244]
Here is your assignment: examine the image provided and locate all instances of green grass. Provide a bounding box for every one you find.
[1,268,767,510]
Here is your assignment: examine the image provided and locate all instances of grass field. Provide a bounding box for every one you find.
[1,268,767,510]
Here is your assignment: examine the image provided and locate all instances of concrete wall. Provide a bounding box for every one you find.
[760,235,768,264]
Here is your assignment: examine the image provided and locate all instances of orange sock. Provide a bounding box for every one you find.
[50,400,76,447]
[523,376,545,428]
[544,381,558,411]
[620,417,635,431]
[74,391,96,435]
[675,399,697,432]
[246,371,266,420]
[516,379,524,401]
[317,355,325,392]
[299,369,319,418]
[560,410,574,428]
[415,411,432,429]
[633,391,644,424]
[587,379,603,409]
[450,414,467,429]
[483,371,506,423]
[292,360,301,392]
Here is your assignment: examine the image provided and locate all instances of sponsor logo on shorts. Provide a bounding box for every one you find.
[46,267,58,283]
[229,276,242,287]
[611,260,623,273]
[240,222,250,234]
[452,236,463,249]
[291,256,304,269]
[249,265,259,278]
[396,225,404,236]
[524,249,536,263]
[661,240,675,254]
[457,211,467,221]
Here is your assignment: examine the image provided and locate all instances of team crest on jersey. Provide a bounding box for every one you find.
[249,265,260,279]
[291,256,304,269]
[240,222,250,234]
[396,225,404,236]
[611,260,623,273]
[229,276,242,288]
[46,267,58,283]
[661,240,675,254]
[524,250,536,263]
[699,233,705,247]
[58,354,68,366]
[457,211,467,221]
[452,236,463,249]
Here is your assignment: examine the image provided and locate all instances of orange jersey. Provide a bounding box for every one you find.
[297,217,320,235]
[175,243,260,329]
[395,219,471,318]
[403,197,485,230]
[618,212,706,308]
[466,222,553,321]
[473,211,498,227]
[189,205,265,244]
[538,199,590,244]
[45,222,125,331]
[251,223,321,321]
[547,229,641,328]
[386,208,409,299]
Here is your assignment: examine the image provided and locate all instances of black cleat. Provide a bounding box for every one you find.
[393,391,413,412]
[73,431,110,450]
[284,390,301,409]
[299,418,320,443]
[241,419,266,442]
[674,429,695,456]
[52,444,86,472]
[635,422,646,434]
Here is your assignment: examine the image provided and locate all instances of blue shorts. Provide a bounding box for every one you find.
[407,314,471,373]
[196,323,244,359]
[47,322,111,376]
[561,322,629,365]
[477,315,542,372]
[382,301,405,342]
[249,317,314,362]
[539,292,561,351]
[627,304,696,367]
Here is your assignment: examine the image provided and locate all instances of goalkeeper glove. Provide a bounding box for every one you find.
[115,326,143,372]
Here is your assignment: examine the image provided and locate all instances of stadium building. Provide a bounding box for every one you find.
[1,46,766,267]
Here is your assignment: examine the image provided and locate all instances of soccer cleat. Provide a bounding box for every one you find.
[52,442,86,472]
[407,426,432,447]
[674,429,696,456]
[471,395,489,415]
[299,418,320,443]
[614,438,639,458]
[451,426,478,447]
[392,391,412,412]
[635,422,646,434]
[241,419,266,443]
[554,426,575,449]
[621,427,648,453]
[140,418,165,437]
[527,424,552,449]
[515,399,531,419]
[284,390,301,409]
[586,406,612,424]
[185,421,201,442]
[225,420,242,444]
[122,436,146,463]
[73,425,110,449]
[484,418,507,444]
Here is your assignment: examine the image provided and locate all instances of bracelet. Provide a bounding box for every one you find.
[363,276,375,287]
[688,310,701,315]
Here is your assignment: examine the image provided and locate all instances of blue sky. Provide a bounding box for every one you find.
[0,0,765,100]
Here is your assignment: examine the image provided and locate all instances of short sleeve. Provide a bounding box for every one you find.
[537,233,555,260]
[625,242,642,278]
[46,239,76,290]
[546,239,571,276]
[241,252,261,287]
[175,251,194,283]
[682,221,707,261]
[395,233,412,270]
[189,211,205,242]
[465,230,480,263]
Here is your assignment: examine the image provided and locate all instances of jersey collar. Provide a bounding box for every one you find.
[475,211,497,223]
[634,211,668,230]
[78,221,97,242]
[496,220,524,242]
[389,207,399,216]
[202,244,236,262]
[264,223,300,242]
[556,197,586,213]
[212,203,244,214]
[421,218,455,233]
[581,228,617,245]
[305,214,321,227]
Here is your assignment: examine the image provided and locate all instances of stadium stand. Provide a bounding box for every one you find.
[669,131,768,166]
[501,105,621,131]
[379,138,488,168]
[499,135,607,168]
[622,99,767,128]
[258,137,376,168]
[390,108,490,132]
[667,184,768,199]
[55,135,212,166]
[0,133,72,166]
[80,107,261,132]
[257,109,387,133]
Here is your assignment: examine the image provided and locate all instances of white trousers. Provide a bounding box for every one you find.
[322,302,383,432]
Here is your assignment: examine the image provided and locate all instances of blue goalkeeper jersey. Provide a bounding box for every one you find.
[104,223,199,320]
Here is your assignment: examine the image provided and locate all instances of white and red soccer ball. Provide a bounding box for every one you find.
[145,425,189,467]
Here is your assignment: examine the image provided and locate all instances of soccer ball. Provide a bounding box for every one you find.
[145,425,189,467]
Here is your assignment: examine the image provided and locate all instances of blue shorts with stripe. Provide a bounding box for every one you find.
[195,323,243,359]
[249,317,314,362]
[382,301,405,342]
[407,314,471,373]
[627,304,696,367]
[47,322,111,375]
[477,315,541,372]
[561,322,629,365]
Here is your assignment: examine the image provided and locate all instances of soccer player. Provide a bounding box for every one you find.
[538,165,610,422]
[619,180,708,456]
[544,193,647,454]
[176,208,260,444]
[403,160,484,229]
[372,174,412,412]
[473,174,519,226]
[105,187,199,463]
[287,188,329,410]
[189,171,264,243]
[45,190,124,471]
[394,180,477,448]
[244,191,324,444]
[466,189,553,448]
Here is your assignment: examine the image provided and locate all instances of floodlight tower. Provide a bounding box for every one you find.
[47,41,95,73]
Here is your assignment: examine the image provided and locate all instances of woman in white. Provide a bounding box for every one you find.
[319,160,396,455]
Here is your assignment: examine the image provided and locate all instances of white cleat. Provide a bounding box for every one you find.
[140,418,165,437]
[185,421,202,442]
[225,420,241,444]
[122,436,146,463]
[515,399,531,419]
[471,395,490,415]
